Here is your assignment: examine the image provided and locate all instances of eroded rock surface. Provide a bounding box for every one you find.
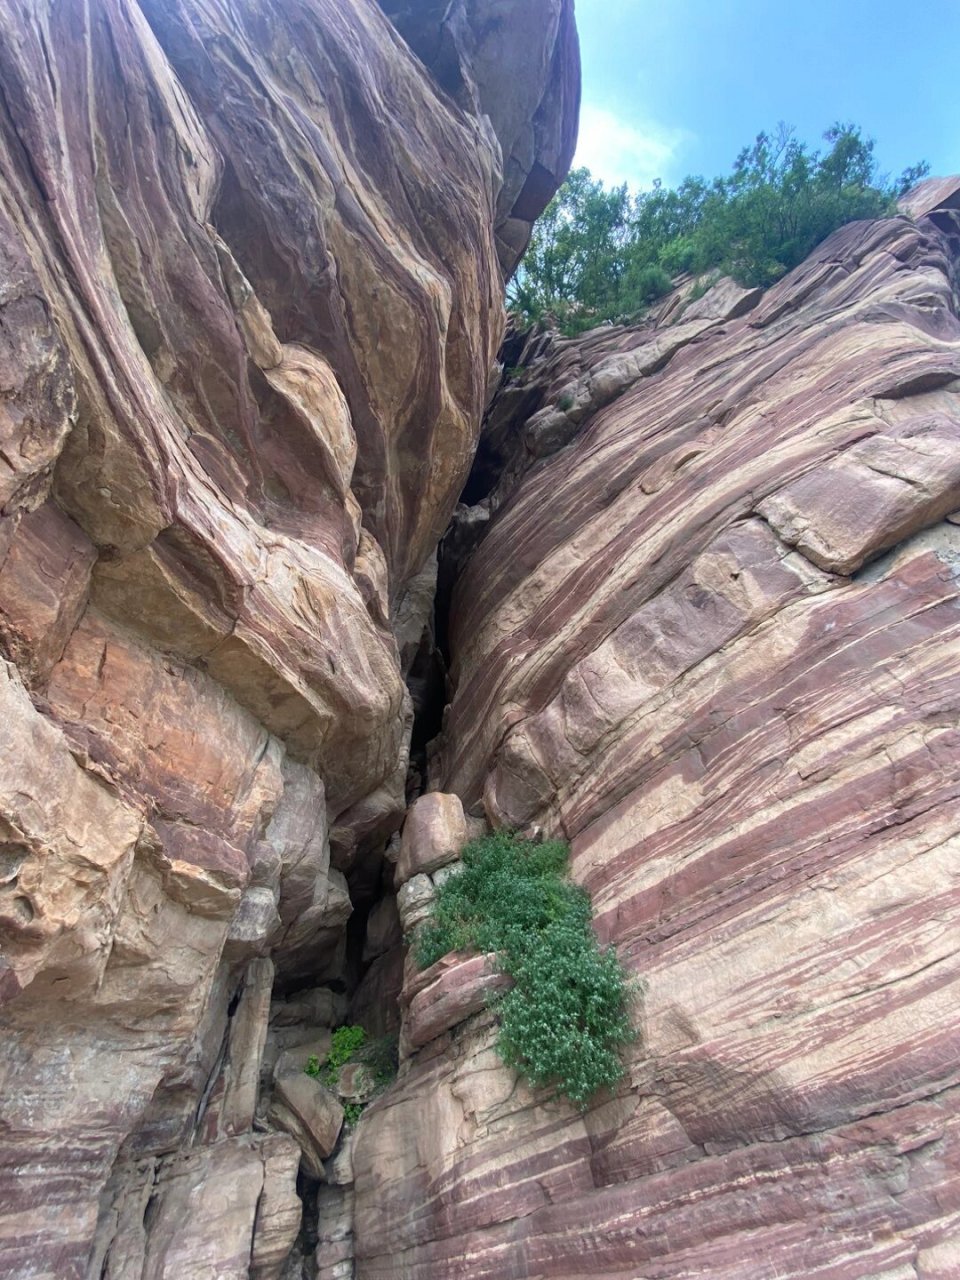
[0,0,574,1276]
[3,0,959,1273]
[355,193,960,1276]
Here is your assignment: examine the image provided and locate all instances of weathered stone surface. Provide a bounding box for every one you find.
[269,1073,344,1179]
[337,1062,377,1104]
[379,0,580,275]
[9,0,959,1271]
[401,952,510,1057]
[90,1134,301,1280]
[396,874,437,934]
[354,192,960,1275]
[315,1185,355,1280]
[0,0,574,1271]
[396,791,468,885]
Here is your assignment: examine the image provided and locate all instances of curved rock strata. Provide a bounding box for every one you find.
[355,185,960,1277]
[0,0,577,1276]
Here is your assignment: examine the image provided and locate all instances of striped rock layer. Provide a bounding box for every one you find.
[0,1,575,1276]
[353,182,960,1279]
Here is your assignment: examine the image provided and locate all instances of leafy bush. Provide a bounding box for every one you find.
[509,123,928,334]
[416,831,633,1110]
[342,1101,364,1126]
[326,1024,366,1076]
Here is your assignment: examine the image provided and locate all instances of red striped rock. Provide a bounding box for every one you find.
[354,193,960,1276]
[400,952,510,1056]
[0,0,575,1274]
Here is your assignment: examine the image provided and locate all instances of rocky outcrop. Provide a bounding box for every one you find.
[377,0,580,275]
[354,187,960,1276]
[0,0,575,1276]
[3,0,959,1272]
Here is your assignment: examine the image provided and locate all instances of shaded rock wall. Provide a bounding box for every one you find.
[0,1,577,1276]
[354,183,960,1277]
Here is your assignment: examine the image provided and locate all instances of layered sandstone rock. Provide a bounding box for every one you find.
[0,0,576,1276]
[354,189,960,1276]
[377,0,580,275]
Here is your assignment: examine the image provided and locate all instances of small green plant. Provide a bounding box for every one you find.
[416,831,633,1110]
[303,1026,398,1128]
[342,1101,364,1126]
[323,1024,368,1085]
[557,392,575,412]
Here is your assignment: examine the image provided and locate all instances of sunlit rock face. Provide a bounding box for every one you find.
[0,0,577,1275]
[354,186,960,1278]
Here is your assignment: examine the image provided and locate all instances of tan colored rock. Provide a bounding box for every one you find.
[336,1062,376,1104]
[273,1036,334,1082]
[396,791,468,885]
[314,1185,355,1280]
[250,1137,304,1280]
[0,502,97,688]
[0,0,572,1267]
[757,414,960,574]
[396,874,436,934]
[355,190,960,1277]
[0,658,143,1000]
[140,1135,299,1280]
[323,1130,356,1188]
[270,1073,344,1178]
[401,952,510,1056]
[380,0,580,275]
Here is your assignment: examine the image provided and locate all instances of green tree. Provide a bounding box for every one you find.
[510,123,928,333]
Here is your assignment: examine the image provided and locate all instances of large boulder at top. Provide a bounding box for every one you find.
[353,192,960,1275]
[380,0,581,274]
[0,0,577,1275]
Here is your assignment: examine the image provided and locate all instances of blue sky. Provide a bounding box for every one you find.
[573,0,960,191]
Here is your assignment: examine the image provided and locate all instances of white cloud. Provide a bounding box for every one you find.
[573,102,690,191]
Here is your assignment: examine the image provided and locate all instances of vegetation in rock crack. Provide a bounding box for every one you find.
[342,1102,364,1126]
[416,831,633,1110]
[304,1026,399,1125]
[509,122,929,335]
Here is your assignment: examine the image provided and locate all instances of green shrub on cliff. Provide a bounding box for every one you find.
[510,122,928,333]
[416,831,633,1110]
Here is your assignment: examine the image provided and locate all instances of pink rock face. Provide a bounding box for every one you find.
[377,0,581,275]
[354,199,960,1274]
[396,791,469,885]
[0,0,575,1275]
[400,952,511,1056]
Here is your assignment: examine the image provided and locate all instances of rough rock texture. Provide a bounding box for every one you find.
[377,0,580,275]
[354,193,960,1275]
[0,0,576,1276]
[396,791,468,884]
[4,0,960,1272]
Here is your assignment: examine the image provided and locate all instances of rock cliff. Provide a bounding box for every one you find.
[0,0,574,1275]
[357,179,960,1279]
[1,1,958,1278]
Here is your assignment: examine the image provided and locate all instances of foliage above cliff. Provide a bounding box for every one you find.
[417,832,633,1109]
[509,123,929,333]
